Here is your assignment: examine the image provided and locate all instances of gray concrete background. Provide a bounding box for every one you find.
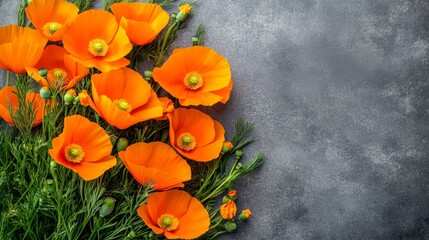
[1,0,429,239]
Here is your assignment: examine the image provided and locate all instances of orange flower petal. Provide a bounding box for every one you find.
[168,108,215,147]
[165,197,210,239]
[111,2,169,45]
[73,155,116,181]
[137,204,164,235]
[103,26,132,62]
[119,142,191,190]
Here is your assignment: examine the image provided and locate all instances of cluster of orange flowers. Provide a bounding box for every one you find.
[0,0,237,238]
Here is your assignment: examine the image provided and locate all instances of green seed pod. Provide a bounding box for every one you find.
[64,93,75,105]
[224,221,237,232]
[38,68,47,78]
[39,87,52,100]
[144,70,153,78]
[116,138,128,152]
[235,149,244,158]
[99,197,116,217]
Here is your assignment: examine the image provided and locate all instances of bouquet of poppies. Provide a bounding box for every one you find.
[0,0,263,239]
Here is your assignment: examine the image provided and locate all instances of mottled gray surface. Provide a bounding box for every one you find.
[2,0,429,239]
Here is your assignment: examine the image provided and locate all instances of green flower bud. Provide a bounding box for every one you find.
[144,70,153,78]
[99,197,116,217]
[235,149,244,158]
[222,196,231,204]
[64,93,75,105]
[116,138,128,152]
[50,161,57,169]
[224,221,237,232]
[239,209,252,221]
[176,12,187,22]
[192,37,199,45]
[39,86,51,100]
[171,13,177,19]
[127,231,136,238]
[38,68,47,78]
[73,96,80,105]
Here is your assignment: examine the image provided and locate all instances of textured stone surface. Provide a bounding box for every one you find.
[1,1,429,239]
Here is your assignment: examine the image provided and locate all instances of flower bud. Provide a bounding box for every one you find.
[221,141,234,154]
[224,221,237,232]
[39,86,51,100]
[176,4,192,22]
[222,195,231,204]
[38,68,47,78]
[220,200,237,220]
[99,197,116,217]
[235,149,244,158]
[227,189,237,201]
[64,89,76,105]
[116,138,128,152]
[73,96,80,105]
[171,13,177,20]
[78,90,90,106]
[192,37,199,45]
[239,208,252,221]
[50,160,57,170]
[144,70,153,78]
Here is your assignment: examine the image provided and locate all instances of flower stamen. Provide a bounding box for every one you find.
[51,68,68,82]
[113,99,132,113]
[42,22,62,36]
[64,144,85,163]
[157,214,179,231]
[183,71,203,90]
[177,133,197,151]
[88,39,109,57]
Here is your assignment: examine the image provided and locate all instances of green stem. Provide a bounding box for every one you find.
[201,175,234,203]
[209,218,223,231]
[6,71,10,86]
[209,230,228,240]
[155,21,178,66]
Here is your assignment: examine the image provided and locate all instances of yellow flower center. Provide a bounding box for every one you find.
[52,68,68,82]
[88,39,109,57]
[177,133,197,151]
[157,214,179,232]
[179,4,192,14]
[113,99,132,113]
[64,144,85,163]
[43,22,62,36]
[183,71,203,90]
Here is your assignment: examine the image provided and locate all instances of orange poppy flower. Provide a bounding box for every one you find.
[111,2,169,45]
[25,0,79,42]
[0,86,47,127]
[0,25,47,74]
[137,190,210,239]
[26,45,89,90]
[62,10,132,73]
[87,67,163,129]
[168,108,225,162]
[153,46,233,106]
[48,115,116,181]
[118,142,191,190]
[155,97,174,120]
